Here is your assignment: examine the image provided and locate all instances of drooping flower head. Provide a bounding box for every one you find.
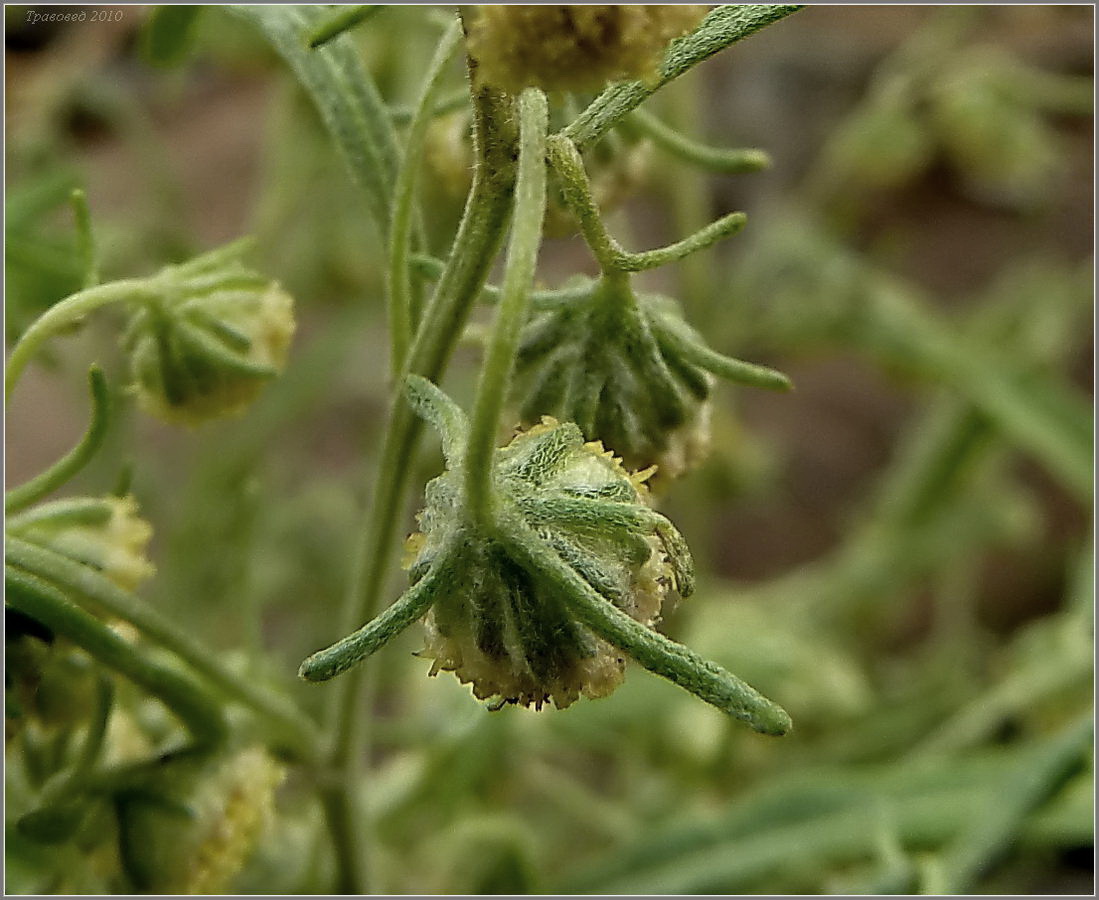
[512,276,789,482]
[299,378,790,735]
[122,249,295,426]
[113,745,285,893]
[405,410,691,710]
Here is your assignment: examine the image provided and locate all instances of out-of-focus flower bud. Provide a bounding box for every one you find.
[114,745,285,893]
[122,254,295,426]
[8,495,155,592]
[426,110,475,201]
[820,97,933,192]
[6,608,100,745]
[467,5,708,93]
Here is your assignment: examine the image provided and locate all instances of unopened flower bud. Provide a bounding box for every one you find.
[122,256,295,426]
[467,5,708,93]
[300,378,788,732]
[403,404,693,710]
[5,611,98,743]
[7,495,155,592]
[514,279,721,480]
[930,52,1059,204]
[114,745,285,894]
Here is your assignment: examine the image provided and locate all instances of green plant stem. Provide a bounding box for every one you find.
[410,254,593,310]
[5,278,153,400]
[16,674,119,843]
[465,88,548,526]
[563,5,804,150]
[75,675,114,775]
[868,286,1093,501]
[316,68,519,893]
[909,623,1091,759]
[626,107,770,174]
[404,374,469,466]
[388,22,462,377]
[5,566,228,747]
[548,133,747,275]
[619,212,746,272]
[548,134,620,270]
[6,537,318,762]
[5,367,110,514]
[388,88,470,126]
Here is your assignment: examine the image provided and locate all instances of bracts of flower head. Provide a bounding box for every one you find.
[512,274,791,482]
[300,377,790,735]
[122,247,296,426]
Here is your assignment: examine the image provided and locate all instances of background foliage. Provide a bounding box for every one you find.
[5,4,1093,894]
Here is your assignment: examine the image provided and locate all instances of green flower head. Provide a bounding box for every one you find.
[405,412,688,710]
[513,276,789,481]
[300,377,790,735]
[7,495,155,593]
[122,252,295,426]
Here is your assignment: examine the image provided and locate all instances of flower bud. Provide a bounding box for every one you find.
[467,5,708,93]
[302,379,788,733]
[426,110,476,202]
[122,258,295,426]
[513,278,719,481]
[405,409,693,710]
[7,495,155,592]
[114,745,285,893]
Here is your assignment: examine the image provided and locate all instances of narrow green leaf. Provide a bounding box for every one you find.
[231,5,400,237]
[564,5,804,149]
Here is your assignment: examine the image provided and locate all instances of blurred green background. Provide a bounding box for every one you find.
[5,4,1093,894]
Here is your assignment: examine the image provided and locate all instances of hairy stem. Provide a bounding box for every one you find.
[627,107,771,174]
[548,132,747,275]
[563,5,804,150]
[317,56,519,893]
[5,278,154,400]
[465,87,549,526]
[299,548,454,683]
[307,5,381,49]
[547,134,621,272]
